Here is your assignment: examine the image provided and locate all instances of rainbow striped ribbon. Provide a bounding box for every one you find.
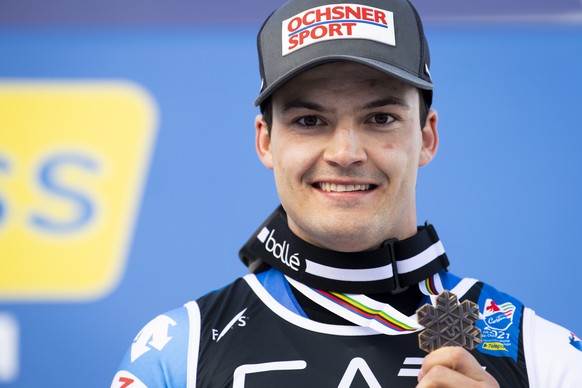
[286,276,423,335]
[419,272,445,296]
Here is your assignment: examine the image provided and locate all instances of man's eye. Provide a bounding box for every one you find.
[370,113,393,125]
[297,116,320,126]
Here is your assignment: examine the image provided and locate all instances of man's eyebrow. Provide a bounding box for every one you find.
[362,97,411,110]
[280,99,329,114]
[278,96,410,114]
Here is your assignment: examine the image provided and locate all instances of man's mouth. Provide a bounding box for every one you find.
[315,182,375,192]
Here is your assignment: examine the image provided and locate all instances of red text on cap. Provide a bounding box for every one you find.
[281,3,396,56]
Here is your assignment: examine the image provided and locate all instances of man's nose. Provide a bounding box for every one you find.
[322,126,367,168]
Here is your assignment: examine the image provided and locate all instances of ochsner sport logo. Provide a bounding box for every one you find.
[282,3,395,56]
[257,227,300,271]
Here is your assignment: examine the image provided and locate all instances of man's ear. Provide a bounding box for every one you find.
[255,115,274,169]
[419,109,439,167]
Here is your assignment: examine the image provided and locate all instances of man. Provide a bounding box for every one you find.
[112,0,582,386]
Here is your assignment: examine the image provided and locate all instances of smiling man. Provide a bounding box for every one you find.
[112,0,582,387]
[256,62,436,251]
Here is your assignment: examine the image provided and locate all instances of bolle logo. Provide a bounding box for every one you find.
[282,3,395,56]
[257,227,300,271]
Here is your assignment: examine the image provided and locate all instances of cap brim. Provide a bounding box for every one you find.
[254,55,433,106]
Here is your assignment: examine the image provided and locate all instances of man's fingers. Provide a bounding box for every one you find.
[420,347,483,380]
[418,346,499,387]
[417,364,482,388]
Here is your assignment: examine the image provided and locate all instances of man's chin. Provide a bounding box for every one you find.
[308,227,380,253]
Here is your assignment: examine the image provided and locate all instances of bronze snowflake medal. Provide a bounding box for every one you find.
[416,290,482,353]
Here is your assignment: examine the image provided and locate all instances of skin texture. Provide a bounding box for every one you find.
[255,61,438,252]
[255,61,499,387]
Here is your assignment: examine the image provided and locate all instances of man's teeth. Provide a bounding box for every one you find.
[318,182,371,192]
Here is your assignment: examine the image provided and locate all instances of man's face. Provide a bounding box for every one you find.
[256,62,438,252]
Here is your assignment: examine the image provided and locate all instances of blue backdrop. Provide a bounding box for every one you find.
[0,5,581,388]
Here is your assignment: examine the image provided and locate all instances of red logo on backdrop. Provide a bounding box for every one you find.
[282,3,396,56]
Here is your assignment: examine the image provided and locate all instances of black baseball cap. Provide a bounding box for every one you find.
[254,0,433,107]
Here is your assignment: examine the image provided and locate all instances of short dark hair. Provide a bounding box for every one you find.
[260,89,431,135]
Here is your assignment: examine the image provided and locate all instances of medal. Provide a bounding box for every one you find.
[417,291,481,353]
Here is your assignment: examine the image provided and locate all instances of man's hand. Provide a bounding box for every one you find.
[416,346,499,387]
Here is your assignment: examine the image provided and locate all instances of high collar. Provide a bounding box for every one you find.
[239,206,449,294]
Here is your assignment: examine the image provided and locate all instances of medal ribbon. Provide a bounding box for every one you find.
[239,206,453,336]
[287,276,423,335]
